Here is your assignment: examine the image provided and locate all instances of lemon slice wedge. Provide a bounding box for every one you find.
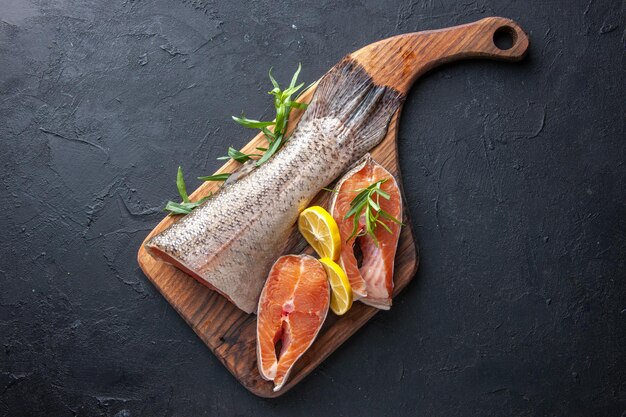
[298,206,341,261]
[319,257,353,315]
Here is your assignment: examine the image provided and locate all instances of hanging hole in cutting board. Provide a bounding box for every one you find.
[493,26,517,50]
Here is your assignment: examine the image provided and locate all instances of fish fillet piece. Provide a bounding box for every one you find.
[330,154,402,309]
[145,57,403,313]
[256,255,329,392]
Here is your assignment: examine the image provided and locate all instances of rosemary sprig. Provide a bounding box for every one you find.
[232,63,307,166]
[164,167,211,215]
[343,179,403,245]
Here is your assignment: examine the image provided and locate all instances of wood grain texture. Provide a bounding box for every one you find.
[137,17,529,397]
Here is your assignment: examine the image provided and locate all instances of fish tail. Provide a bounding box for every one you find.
[304,57,404,151]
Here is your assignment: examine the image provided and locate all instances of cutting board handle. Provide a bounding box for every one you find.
[351,17,530,94]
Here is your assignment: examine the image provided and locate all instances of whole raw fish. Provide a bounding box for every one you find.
[145,57,403,313]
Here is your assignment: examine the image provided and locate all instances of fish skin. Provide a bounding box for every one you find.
[145,57,404,313]
[329,154,402,309]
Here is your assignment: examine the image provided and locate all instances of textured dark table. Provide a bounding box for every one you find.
[1,0,624,416]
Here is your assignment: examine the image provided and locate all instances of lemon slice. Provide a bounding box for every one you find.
[298,206,341,261]
[319,258,353,315]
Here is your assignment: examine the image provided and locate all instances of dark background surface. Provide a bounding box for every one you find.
[1,0,624,416]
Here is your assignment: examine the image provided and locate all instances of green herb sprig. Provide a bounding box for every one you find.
[197,173,231,182]
[164,65,308,215]
[217,147,261,163]
[232,63,307,166]
[164,167,211,215]
[343,179,403,245]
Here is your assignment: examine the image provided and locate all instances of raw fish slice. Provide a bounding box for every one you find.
[330,154,402,309]
[256,255,330,391]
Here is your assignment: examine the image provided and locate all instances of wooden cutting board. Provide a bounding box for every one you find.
[137,17,529,397]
